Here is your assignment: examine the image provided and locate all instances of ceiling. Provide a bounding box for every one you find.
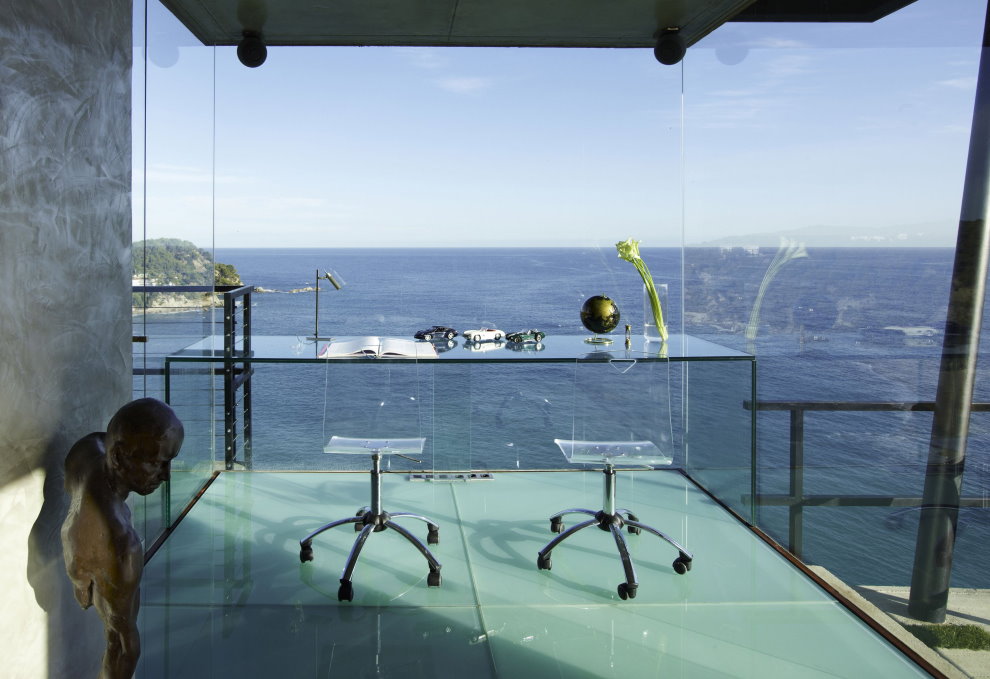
[158,0,918,49]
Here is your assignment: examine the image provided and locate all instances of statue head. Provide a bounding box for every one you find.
[105,398,184,496]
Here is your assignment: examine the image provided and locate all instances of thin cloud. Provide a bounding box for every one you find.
[145,164,253,186]
[939,76,977,90]
[434,76,492,94]
[396,46,448,70]
[749,37,811,49]
[764,53,816,79]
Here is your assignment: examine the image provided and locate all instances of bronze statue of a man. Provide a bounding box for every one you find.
[61,398,184,679]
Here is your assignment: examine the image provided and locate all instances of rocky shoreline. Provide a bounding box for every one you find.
[132,292,221,313]
[133,285,322,313]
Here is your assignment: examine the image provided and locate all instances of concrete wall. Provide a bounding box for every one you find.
[0,1,133,677]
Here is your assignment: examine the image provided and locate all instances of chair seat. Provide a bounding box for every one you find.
[554,438,672,466]
[323,436,425,456]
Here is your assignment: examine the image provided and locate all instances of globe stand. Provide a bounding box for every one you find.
[585,335,613,344]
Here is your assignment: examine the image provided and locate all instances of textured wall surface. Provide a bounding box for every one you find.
[0,1,132,677]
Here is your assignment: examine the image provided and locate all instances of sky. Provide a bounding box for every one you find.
[134,0,987,249]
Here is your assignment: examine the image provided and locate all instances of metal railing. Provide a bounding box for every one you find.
[134,285,254,471]
[221,286,253,470]
[746,399,990,558]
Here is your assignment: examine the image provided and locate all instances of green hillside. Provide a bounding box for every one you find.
[133,239,242,309]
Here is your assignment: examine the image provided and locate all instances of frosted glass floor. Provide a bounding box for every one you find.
[137,471,930,678]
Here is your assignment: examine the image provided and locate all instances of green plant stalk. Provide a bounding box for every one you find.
[616,238,667,341]
[636,260,668,341]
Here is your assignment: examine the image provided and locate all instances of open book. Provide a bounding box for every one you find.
[319,336,438,359]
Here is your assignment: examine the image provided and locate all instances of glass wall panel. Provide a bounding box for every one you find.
[682,358,757,521]
[683,0,989,591]
[133,0,218,542]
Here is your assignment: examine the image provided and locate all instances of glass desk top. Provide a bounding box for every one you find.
[166,333,753,363]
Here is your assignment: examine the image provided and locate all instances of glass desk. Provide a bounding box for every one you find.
[165,334,756,519]
[168,333,752,363]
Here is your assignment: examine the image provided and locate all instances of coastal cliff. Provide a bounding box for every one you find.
[133,239,242,310]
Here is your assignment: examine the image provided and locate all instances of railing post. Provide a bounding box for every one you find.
[242,290,253,470]
[789,408,805,558]
[909,0,990,623]
[750,364,759,526]
[223,291,237,471]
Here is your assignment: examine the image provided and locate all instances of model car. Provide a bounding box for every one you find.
[461,327,504,342]
[414,326,458,340]
[505,329,546,343]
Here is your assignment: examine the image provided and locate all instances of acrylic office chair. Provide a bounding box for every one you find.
[536,355,693,600]
[299,363,441,602]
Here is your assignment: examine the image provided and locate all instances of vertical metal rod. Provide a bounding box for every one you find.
[243,290,253,470]
[603,464,616,515]
[750,362,759,525]
[789,408,805,558]
[314,268,320,340]
[162,360,172,522]
[908,1,990,623]
[223,292,236,470]
[371,452,382,515]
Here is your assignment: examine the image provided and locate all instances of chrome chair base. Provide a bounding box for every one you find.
[300,449,442,601]
[536,465,692,600]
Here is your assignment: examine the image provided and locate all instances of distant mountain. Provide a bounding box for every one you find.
[691,222,955,248]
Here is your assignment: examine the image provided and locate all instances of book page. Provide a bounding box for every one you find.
[380,337,438,358]
[318,336,382,358]
[318,337,437,359]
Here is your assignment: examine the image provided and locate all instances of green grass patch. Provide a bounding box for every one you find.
[904,623,990,650]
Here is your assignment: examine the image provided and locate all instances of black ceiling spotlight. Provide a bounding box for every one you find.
[654,29,686,66]
[237,30,267,68]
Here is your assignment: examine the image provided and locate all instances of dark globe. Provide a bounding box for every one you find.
[581,295,620,334]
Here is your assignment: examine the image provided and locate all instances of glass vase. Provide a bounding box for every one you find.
[643,282,668,342]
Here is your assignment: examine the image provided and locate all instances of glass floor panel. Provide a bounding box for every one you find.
[137,471,929,678]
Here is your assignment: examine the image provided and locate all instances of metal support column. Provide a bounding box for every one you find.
[223,292,237,470]
[242,291,253,469]
[908,1,990,623]
[789,408,805,558]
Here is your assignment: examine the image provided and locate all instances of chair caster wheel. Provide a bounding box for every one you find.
[673,556,692,574]
[617,583,637,600]
[338,580,354,602]
[428,570,442,587]
[537,553,552,570]
[550,517,564,533]
[627,525,641,535]
[299,543,313,563]
[428,526,440,545]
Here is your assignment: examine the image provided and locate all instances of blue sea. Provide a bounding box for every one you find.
[140,247,989,588]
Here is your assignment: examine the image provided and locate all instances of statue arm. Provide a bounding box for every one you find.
[93,534,144,679]
[62,434,106,610]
